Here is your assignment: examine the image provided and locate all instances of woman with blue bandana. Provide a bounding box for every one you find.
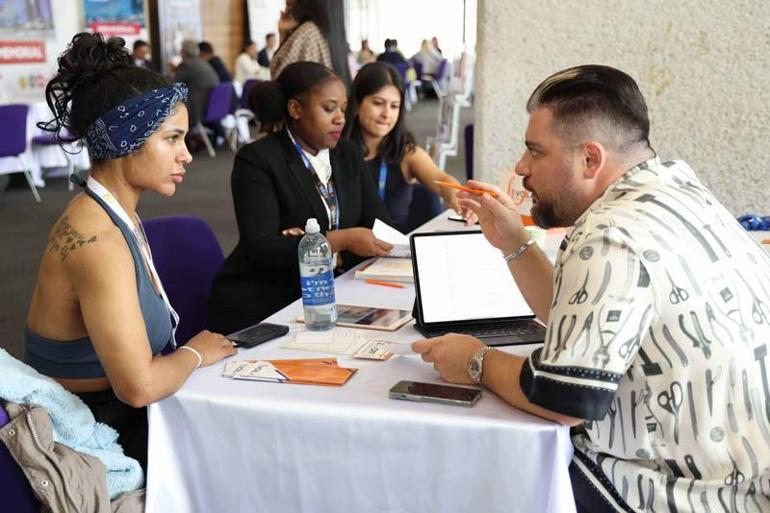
[24,33,237,471]
[208,61,393,334]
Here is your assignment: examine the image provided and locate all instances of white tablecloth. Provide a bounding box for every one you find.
[146,213,576,513]
[0,101,90,187]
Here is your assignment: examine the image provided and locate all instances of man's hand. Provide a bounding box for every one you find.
[458,180,527,253]
[411,334,486,385]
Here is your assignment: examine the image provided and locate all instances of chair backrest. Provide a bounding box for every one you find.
[203,82,235,124]
[240,79,258,109]
[411,59,423,78]
[0,405,42,513]
[0,104,29,157]
[142,216,224,345]
[392,61,409,84]
[407,184,443,232]
[435,59,448,81]
[464,123,474,181]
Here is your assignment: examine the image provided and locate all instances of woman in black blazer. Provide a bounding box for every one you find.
[208,62,393,334]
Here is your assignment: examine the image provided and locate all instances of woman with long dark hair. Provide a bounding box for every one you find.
[26,33,236,471]
[345,62,473,232]
[208,61,392,334]
[270,0,351,85]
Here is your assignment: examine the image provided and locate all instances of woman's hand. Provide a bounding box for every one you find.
[457,180,526,253]
[185,330,237,367]
[336,227,393,257]
[442,187,479,226]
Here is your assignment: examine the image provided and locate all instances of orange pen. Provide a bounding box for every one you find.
[365,279,406,289]
[433,180,498,198]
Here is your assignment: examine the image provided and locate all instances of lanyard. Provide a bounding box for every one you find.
[85,176,179,348]
[377,159,388,200]
[292,139,340,231]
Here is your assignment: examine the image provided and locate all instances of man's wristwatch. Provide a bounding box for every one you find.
[467,346,494,384]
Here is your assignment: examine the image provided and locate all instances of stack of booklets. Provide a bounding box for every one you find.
[222,358,357,386]
[354,258,414,283]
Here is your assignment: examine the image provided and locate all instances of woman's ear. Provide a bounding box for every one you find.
[287,98,302,120]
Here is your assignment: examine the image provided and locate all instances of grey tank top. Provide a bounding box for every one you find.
[24,179,173,379]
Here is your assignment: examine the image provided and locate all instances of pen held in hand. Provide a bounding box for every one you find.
[365,279,407,289]
[433,180,498,198]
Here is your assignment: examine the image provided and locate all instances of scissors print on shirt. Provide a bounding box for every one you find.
[569,271,590,305]
[666,270,689,304]
[658,382,684,444]
[724,451,745,486]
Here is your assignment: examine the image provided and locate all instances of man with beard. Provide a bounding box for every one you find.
[412,65,770,513]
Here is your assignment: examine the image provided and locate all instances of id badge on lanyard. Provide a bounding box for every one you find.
[86,176,179,348]
[377,159,388,200]
[292,140,340,230]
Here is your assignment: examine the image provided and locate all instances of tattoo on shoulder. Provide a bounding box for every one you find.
[47,216,97,261]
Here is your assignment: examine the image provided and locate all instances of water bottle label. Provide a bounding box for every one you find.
[301,270,336,306]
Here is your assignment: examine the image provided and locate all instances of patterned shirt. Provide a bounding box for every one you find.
[270,21,332,79]
[520,158,770,512]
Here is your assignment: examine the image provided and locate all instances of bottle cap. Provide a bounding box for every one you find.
[305,218,320,234]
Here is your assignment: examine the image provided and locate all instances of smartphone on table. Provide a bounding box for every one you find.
[389,380,482,407]
[228,323,290,348]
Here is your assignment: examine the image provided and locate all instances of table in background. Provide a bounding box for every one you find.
[146,213,575,513]
[0,101,90,187]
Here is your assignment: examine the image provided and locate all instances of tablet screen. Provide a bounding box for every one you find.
[413,232,534,323]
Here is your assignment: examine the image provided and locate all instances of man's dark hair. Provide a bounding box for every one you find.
[265,32,275,41]
[198,41,213,54]
[527,65,651,152]
[132,39,148,51]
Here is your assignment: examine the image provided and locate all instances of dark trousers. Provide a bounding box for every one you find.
[76,389,148,473]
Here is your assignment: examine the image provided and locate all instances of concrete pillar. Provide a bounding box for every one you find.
[474,0,770,214]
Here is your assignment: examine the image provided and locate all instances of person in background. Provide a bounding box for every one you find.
[29,32,236,471]
[270,0,332,79]
[198,41,232,83]
[173,39,219,131]
[235,40,266,84]
[356,39,376,65]
[131,39,150,68]
[412,64,770,513]
[431,36,442,55]
[411,39,443,78]
[345,62,472,233]
[257,32,277,68]
[376,38,408,68]
[208,62,393,334]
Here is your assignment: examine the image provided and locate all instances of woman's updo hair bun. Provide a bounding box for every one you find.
[41,32,172,139]
[248,80,285,126]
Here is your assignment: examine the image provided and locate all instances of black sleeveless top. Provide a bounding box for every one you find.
[366,158,413,233]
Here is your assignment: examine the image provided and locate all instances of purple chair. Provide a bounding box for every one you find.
[0,104,41,202]
[142,216,224,345]
[31,131,79,191]
[435,59,448,82]
[198,82,236,157]
[0,405,41,512]
[411,59,424,79]
[407,184,442,232]
[464,123,474,181]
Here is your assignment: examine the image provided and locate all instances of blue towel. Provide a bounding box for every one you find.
[0,348,144,499]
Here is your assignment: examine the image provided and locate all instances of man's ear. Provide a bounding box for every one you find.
[582,141,606,179]
[287,98,302,120]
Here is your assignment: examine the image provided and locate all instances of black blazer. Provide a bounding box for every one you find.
[208,129,391,334]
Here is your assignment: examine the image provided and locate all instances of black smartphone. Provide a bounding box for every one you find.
[389,380,482,407]
[447,213,478,224]
[228,323,290,348]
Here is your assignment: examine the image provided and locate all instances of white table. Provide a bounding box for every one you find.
[146,213,575,513]
[0,101,90,187]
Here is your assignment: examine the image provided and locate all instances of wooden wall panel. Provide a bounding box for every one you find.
[200,0,248,75]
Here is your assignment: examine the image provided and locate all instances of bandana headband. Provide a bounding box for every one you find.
[84,83,188,161]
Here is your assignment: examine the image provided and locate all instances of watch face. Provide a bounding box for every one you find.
[468,358,481,381]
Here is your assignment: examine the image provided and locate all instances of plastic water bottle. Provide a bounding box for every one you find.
[298,218,337,330]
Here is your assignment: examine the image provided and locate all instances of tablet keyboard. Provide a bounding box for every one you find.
[415,320,545,339]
